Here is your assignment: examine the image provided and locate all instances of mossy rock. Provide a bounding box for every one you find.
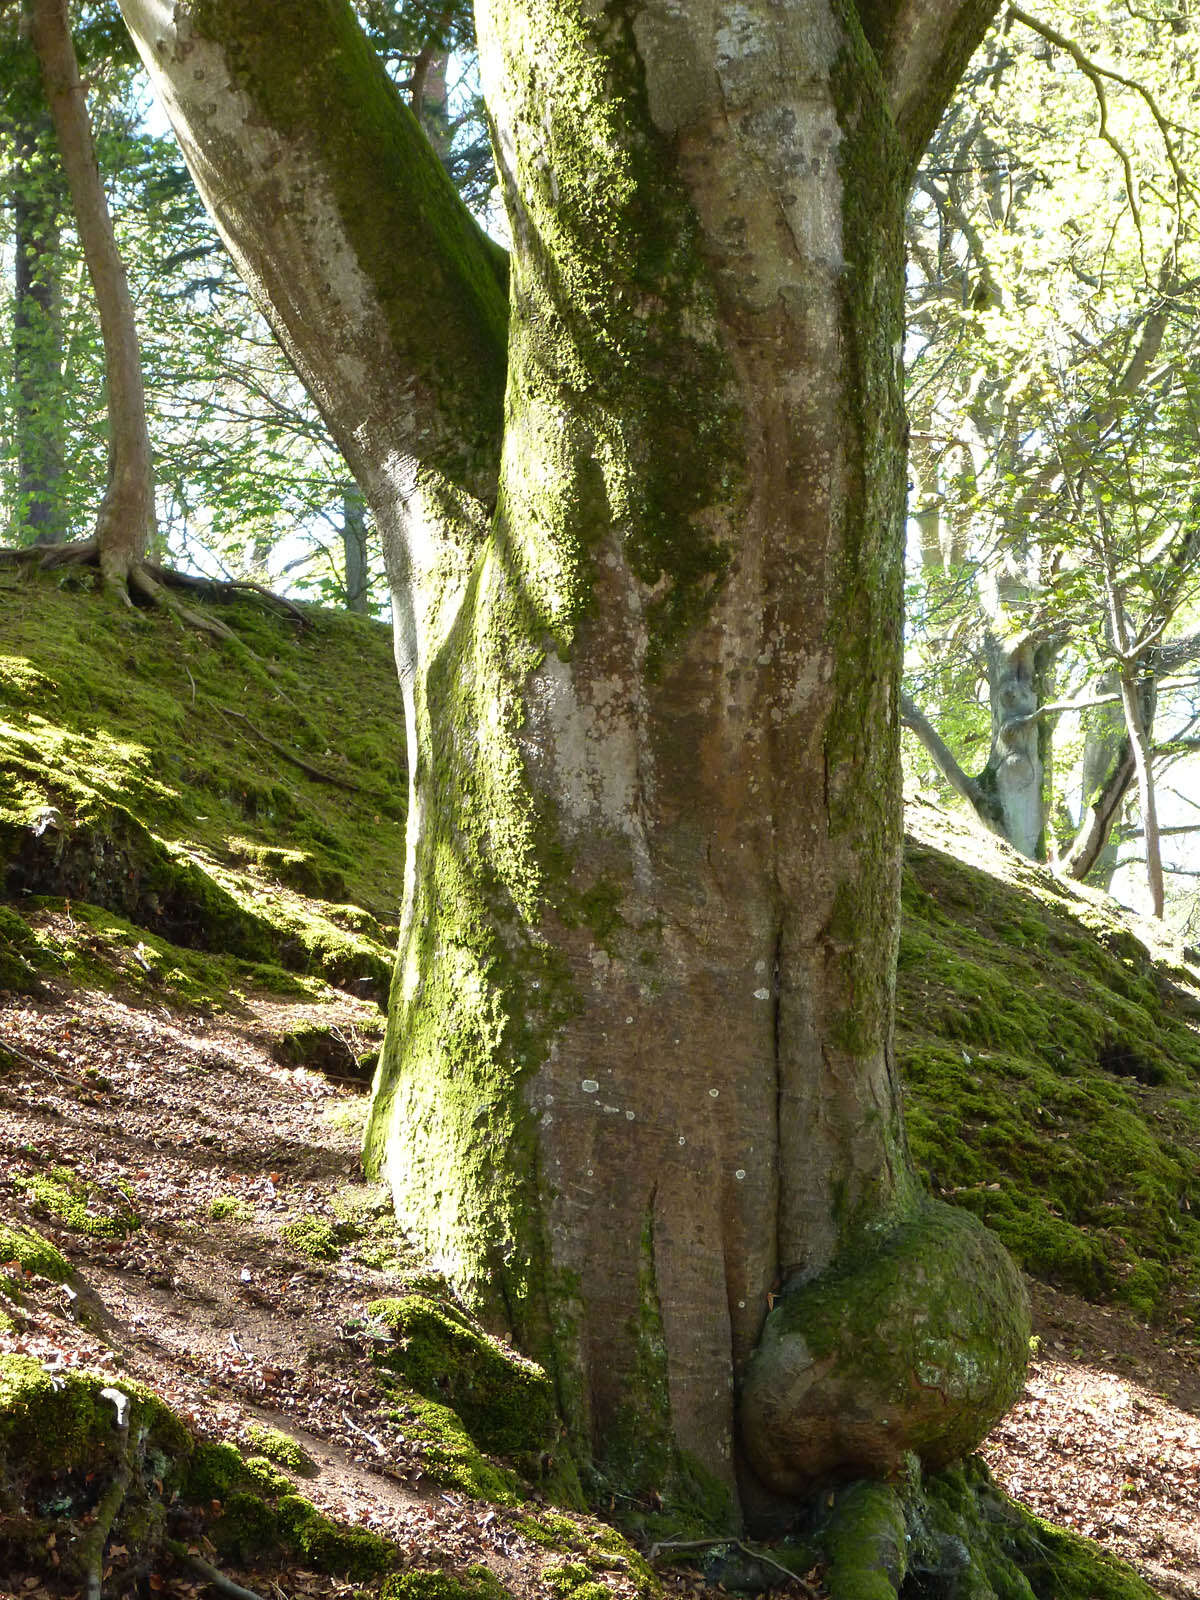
[368,1295,560,1459]
[740,1201,1029,1492]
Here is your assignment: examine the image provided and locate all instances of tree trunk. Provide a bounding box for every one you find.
[117,0,1023,1526]
[9,103,67,544]
[975,633,1053,859]
[1118,667,1165,918]
[341,485,370,614]
[30,0,155,587]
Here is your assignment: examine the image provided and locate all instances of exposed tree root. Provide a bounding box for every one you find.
[79,1453,132,1600]
[168,1543,270,1600]
[217,705,365,792]
[0,538,308,640]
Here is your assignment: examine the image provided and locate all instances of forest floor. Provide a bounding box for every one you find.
[1,971,1198,1600]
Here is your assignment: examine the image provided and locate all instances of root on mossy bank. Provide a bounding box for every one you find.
[808,1457,1160,1600]
[0,538,307,643]
[654,1458,1159,1600]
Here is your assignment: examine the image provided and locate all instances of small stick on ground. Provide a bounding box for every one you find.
[173,1547,270,1600]
[218,707,363,792]
[648,1536,819,1595]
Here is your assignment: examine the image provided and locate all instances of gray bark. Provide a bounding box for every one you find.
[117,0,1018,1525]
[341,485,370,614]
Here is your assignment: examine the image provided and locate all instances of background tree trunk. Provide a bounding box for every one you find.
[30,0,155,587]
[10,115,66,543]
[341,484,370,614]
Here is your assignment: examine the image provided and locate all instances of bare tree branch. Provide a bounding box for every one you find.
[900,692,990,813]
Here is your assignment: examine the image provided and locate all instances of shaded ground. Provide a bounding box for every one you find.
[2,577,1199,1598]
[1,973,1198,1599]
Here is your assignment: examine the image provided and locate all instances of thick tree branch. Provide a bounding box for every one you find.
[1062,740,1135,881]
[116,0,509,512]
[855,0,1002,175]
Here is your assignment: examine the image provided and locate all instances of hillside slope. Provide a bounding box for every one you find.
[0,571,1197,1599]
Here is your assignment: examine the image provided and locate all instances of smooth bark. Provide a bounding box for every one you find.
[117,0,1019,1523]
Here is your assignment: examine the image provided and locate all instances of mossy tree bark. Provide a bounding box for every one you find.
[117,0,1023,1527]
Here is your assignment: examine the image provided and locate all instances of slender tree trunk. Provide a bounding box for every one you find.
[117,0,1022,1527]
[973,633,1053,858]
[1118,666,1165,918]
[341,484,370,614]
[10,112,67,543]
[30,0,155,588]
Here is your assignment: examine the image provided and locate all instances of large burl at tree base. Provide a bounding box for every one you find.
[111,0,1044,1581]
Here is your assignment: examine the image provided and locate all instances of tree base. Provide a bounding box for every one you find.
[739,1201,1030,1496]
[660,1458,1157,1599]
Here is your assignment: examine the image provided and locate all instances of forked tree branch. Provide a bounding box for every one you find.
[855,0,1002,174]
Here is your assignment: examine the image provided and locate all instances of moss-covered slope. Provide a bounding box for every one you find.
[0,569,406,1003]
[900,798,1200,1320]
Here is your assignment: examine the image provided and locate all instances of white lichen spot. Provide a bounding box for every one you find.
[708,1088,719,1098]
[754,987,770,1000]
[754,959,767,974]
[625,1110,635,1121]
[625,1015,634,1024]
[581,1079,599,1094]
[678,1135,686,1146]
[735,1169,746,1181]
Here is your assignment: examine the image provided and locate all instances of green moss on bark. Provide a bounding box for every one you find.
[741,1200,1029,1493]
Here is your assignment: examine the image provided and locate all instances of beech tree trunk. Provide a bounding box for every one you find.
[30,0,156,585]
[117,0,1024,1526]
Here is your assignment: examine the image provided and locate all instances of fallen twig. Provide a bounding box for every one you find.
[648,1536,819,1595]
[342,1408,388,1454]
[174,1547,270,1600]
[217,707,363,793]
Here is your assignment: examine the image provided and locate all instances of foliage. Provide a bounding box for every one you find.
[903,0,1200,913]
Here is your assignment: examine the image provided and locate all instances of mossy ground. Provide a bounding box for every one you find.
[0,581,1192,1596]
[899,802,1200,1322]
[0,568,406,1007]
